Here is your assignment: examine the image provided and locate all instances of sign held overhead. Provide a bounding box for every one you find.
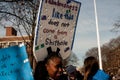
[33,0,81,61]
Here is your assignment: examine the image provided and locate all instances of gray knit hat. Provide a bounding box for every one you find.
[66,65,76,74]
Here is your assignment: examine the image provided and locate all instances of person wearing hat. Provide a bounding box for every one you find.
[66,65,83,80]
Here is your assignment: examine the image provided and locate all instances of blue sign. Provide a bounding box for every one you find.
[0,45,34,80]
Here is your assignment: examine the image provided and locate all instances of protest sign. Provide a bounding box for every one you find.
[0,44,34,80]
[34,0,81,61]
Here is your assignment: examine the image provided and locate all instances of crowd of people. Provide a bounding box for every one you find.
[33,47,119,80]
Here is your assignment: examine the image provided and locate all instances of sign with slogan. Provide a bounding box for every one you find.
[0,44,34,80]
[34,0,81,61]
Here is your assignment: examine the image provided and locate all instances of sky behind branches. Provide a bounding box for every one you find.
[0,0,120,67]
[72,0,120,67]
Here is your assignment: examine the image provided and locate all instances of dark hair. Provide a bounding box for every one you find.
[84,56,99,80]
[44,51,62,64]
[44,47,62,64]
[34,50,62,80]
[34,61,48,80]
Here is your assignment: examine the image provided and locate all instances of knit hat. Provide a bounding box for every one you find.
[66,65,76,74]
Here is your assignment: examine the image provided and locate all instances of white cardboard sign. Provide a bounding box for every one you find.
[34,0,81,61]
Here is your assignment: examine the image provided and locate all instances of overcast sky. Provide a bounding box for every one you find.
[72,0,120,67]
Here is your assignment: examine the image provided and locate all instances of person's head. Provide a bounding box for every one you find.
[44,51,63,80]
[66,65,77,80]
[83,56,99,79]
